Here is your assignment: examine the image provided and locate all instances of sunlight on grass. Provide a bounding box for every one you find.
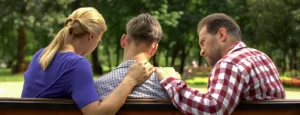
[0,68,12,76]
[185,77,208,86]
[0,69,24,82]
[0,68,102,82]
[184,76,300,91]
[1,68,300,91]
[0,75,24,82]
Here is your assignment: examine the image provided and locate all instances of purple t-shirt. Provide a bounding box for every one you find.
[21,49,99,109]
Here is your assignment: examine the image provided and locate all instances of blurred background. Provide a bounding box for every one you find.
[0,0,300,98]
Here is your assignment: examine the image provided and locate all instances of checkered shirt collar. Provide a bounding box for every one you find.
[227,41,248,54]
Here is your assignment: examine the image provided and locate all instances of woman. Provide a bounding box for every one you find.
[21,7,154,115]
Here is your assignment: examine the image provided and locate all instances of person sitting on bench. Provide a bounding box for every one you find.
[155,13,286,115]
[21,7,154,115]
[94,13,169,99]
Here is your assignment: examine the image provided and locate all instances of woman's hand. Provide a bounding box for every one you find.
[155,67,181,81]
[124,61,154,86]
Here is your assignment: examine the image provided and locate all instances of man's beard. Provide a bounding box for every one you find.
[207,43,222,67]
[207,54,221,67]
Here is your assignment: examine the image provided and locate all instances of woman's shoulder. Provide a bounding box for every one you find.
[35,48,45,55]
[56,52,90,66]
[31,48,45,60]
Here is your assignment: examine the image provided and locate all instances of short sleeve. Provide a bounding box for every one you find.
[69,58,100,109]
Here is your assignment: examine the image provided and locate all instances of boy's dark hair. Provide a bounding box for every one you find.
[126,13,163,45]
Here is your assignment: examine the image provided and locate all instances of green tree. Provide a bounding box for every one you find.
[245,0,300,73]
[0,0,73,73]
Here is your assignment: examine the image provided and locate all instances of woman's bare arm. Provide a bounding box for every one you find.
[81,61,154,115]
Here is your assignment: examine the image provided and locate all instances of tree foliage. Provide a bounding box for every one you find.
[0,0,299,75]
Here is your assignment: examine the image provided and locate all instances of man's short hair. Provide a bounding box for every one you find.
[126,13,163,45]
[197,13,241,41]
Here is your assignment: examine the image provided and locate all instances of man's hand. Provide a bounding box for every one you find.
[124,61,154,86]
[155,67,181,81]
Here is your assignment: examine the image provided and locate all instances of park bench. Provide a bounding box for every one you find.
[0,98,299,115]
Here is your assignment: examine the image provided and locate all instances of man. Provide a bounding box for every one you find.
[94,13,169,99]
[155,13,286,115]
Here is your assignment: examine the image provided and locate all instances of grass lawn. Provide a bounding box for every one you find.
[0,69,24,82]
[283,87,300,92]
[0,68,101,82]
[0,74,24,82]
[1,68,300,91]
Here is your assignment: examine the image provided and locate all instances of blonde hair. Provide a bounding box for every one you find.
[39,7,106,70]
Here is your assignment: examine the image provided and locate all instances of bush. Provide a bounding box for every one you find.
[280,76,293,87]
[185,76,297,87]
[185,77,208,86]
[283,70,300,79]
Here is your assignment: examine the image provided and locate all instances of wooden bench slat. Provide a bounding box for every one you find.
[0,98,300,115]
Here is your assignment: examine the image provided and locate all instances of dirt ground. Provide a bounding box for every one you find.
[0,82,299,99]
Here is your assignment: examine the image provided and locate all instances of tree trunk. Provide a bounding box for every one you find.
[152,54,158,66]
[116,40,121,67]
[165,49,169,66]
[14,25,25,74]
[288,49,292,71]
[291,48,298,76]
[198,54,203,66]
[92,46,103,75]
[0,24,5,58]
[13,5,26,74]
[179,47,187,74]
[105,45,112,71]
[170,47,179,66]
[288,48,297,72]
[282,51,287,73]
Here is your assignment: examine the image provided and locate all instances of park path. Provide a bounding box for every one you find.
[0,82,23,97]
[0,82,299,99]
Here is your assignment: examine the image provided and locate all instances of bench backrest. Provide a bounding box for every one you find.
[0,98,300,115]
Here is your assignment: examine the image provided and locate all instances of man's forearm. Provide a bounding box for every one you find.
[160,77,238,115]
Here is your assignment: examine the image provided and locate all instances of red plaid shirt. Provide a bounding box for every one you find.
[160,42,285,115]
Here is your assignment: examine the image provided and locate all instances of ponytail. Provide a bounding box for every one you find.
[38,7,106,70]
[39,27,69,70]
